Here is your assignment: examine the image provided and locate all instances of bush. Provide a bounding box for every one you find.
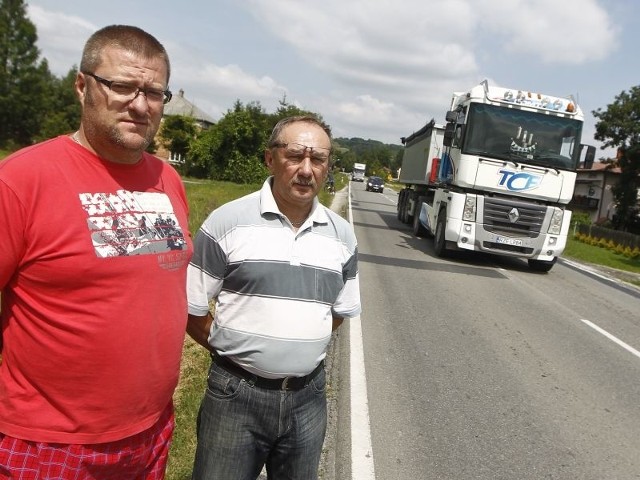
[574,232,640,260]
[571,211,591,227]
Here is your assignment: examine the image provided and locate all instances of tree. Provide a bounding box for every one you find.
[36,66,82,142]
[610,146,640,232]
[189,100,270,183]
[157,114,198,174]
[593,86,640,231]
[0,0,52,148]
[270,95,321,129]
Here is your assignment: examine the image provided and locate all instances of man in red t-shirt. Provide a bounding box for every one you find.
[0,25,192,479]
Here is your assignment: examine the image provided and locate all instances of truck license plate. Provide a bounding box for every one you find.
[496,236,523,246]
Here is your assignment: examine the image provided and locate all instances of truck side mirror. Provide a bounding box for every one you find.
[445,110,457,123]
[443,123,455,147]
[583,145,596,169]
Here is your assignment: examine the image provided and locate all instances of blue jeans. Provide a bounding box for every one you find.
[192,361,327,480]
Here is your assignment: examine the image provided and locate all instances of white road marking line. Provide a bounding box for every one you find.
[581,319,640,360]
[348,183,376,479]
[350,316,376,479]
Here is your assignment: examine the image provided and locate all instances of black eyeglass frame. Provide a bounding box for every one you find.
[82,71,172,104]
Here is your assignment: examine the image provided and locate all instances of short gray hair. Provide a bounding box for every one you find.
[267,115,332,149]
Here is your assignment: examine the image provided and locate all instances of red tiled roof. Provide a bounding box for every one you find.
[580,161,621,174]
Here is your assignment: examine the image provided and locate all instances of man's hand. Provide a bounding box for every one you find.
[187,313,215,351]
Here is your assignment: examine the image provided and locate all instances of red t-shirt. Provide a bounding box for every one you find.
[0,136,193,443]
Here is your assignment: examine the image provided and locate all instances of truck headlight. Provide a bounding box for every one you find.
[462,195,476,222]
[548,208,564,235]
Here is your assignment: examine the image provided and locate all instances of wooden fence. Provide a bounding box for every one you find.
[575,224,640,249]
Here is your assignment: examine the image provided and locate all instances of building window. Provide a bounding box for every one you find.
[170,151,185,164]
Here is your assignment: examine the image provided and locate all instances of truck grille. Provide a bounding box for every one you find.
[482,197,546,238]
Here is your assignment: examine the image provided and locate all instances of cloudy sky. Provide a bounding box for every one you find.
[26,0,638,159]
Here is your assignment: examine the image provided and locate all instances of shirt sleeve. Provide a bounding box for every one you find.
[332,243,362,319]
[0,180,26,289]
[186,226,226,316]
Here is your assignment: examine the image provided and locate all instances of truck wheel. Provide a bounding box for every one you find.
[397,190,405,220]
[404,193,414,224]
[412,197,427,237]
[400,192,410,224]
[528,258,557,272]
[401,203,409,223]
[433,209,448,257]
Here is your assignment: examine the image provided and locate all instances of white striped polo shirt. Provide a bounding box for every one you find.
[187,177,361,378]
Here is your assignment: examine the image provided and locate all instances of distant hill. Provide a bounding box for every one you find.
[334,137,403,155]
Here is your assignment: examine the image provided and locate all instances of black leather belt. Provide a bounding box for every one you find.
[212,354,324,391]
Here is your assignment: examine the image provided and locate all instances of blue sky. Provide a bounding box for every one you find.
[27,0,639,159]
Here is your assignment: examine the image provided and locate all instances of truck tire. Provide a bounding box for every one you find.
[401,203,409,223]
[528,257,557,272]
[412,197,427,237]
[404,192,414,225]
[400,191,411,224]
[397,190,405,220]
[433,208,448,257]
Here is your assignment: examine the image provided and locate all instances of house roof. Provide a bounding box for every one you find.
[579,161,621,174]
[163,89,215,125]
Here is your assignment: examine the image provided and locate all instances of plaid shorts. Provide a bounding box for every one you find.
[0,402,174,480]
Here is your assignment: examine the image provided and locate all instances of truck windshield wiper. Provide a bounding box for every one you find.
[532,152,571,172]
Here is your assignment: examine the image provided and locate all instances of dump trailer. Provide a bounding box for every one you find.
[397,80,595,272]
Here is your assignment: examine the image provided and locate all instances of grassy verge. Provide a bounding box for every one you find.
[563,235,640,286]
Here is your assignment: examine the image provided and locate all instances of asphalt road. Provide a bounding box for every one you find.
[330,183,640,480]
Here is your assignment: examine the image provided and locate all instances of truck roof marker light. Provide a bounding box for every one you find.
[566,102,576,113]
[504,90,514,101]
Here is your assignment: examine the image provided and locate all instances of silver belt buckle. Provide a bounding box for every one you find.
[281,376,291,390]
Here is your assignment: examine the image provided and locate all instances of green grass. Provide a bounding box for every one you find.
[563,235,640,281]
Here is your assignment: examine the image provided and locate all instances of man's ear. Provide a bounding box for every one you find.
[75,72,87,103]
[264,149,274,171]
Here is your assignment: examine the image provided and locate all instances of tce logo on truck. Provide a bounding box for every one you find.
[497,169,542,192]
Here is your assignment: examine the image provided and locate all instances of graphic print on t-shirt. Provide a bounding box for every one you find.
[79,190,187,257]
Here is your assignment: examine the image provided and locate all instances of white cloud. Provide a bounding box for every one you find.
[27,5,96,73]
[165,41,289,119]
[26,0,626,150]
[473,0,619,64]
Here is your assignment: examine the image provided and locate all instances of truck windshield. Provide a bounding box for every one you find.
[462,103,583,170]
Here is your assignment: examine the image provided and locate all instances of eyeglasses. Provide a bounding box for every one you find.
[272,142,331,165]
[82,72,172,104]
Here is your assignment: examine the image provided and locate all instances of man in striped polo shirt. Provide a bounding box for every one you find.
[186,115,361,479]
